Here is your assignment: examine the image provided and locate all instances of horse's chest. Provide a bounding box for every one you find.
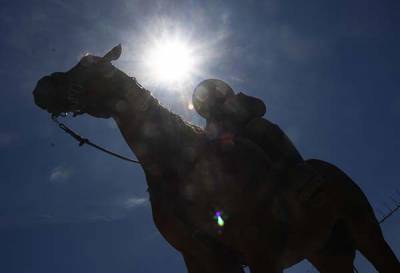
[148,189,206,253]
[145,146,270,254]
[148,173,254,255]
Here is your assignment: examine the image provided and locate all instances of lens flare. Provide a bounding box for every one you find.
[214,210,225,227]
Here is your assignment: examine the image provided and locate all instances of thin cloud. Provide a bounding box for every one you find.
[123,197,148,209]
[277,25,328,62]
[49,166,73,183]
[0,131,18,148]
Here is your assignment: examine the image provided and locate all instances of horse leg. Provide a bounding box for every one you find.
[308,220,356,273]
[246,254,282,273]
[247,262,283,273]
[308,253,355,273]
[182,253,245,273]
[349,215,400,273]
[183,254,207,273]
[305,159,400,272]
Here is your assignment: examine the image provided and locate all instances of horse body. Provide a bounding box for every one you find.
[33,45,400,273]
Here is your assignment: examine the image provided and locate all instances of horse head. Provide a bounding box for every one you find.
[33,44,123,118]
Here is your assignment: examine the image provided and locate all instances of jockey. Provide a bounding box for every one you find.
[192,79,303,172]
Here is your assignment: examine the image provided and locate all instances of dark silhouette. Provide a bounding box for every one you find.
[192,78,303,174]
[33,45,400,273]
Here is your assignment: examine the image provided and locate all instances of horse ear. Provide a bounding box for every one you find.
[102,44,122,62]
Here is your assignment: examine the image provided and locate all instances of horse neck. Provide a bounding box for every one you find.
[107,69,204,186]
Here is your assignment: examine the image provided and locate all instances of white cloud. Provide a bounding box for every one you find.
[123,197,148,209]
[49,166,73,183]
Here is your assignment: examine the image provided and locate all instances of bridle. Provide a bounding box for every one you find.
[48,74,151,166]
[51,114,141,165]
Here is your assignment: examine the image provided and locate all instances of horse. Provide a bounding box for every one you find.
[33,45,399,273]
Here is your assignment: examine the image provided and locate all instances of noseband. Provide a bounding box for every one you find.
[46,74,139,163]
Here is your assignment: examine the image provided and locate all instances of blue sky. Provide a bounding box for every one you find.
[0,0,399,272]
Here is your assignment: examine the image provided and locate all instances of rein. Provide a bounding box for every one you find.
[52,115,141,165]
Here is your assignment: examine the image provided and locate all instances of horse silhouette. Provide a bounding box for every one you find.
[33,45,399,273]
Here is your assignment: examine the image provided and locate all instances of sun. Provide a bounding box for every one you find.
[145,38,196,85]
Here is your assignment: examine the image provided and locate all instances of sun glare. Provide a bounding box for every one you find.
[146,39,195,84]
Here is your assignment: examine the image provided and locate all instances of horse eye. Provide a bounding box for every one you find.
[80,55,101,67]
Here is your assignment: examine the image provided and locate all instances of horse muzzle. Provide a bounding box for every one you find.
[33,72,83,117]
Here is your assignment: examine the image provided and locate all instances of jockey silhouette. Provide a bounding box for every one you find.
[192,79,303,172]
